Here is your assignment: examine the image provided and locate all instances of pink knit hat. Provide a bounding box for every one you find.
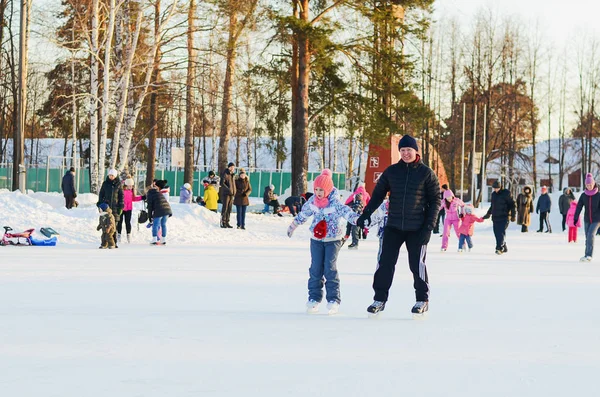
[585,173,594,185]
[443,189,454,200]
[314,169,334,197]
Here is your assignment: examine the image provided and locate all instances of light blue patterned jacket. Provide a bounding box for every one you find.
[294,188,359,241]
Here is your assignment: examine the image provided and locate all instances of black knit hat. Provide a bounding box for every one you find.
[228,162,235,167]
[155,180,167,189]
[398,135,419,151]
[492,181,501,189]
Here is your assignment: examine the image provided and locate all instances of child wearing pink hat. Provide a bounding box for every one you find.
[440,189,464,251]
[287,169,360,315]
[574,173,600,261]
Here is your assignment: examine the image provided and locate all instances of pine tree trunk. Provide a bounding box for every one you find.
[184,0,196,184]
[218,11,238,173]
[291,0,309,196]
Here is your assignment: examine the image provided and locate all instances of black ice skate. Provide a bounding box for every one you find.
[348,242,358,249]
[411,301,428,318]
[367,301,386,317]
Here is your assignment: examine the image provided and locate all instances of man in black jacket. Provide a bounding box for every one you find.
[357,135,440,316]
[483,181,516,255]
[61,167,77,209]
[219,162,236,228]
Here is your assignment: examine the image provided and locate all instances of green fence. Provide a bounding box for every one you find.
[0,166,346,199]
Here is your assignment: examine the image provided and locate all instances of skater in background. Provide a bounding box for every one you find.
[202,170,220,188]
[566,200,581,243]
[117,178,143,244]
[284,195,306,217]
[516,186,534,232]
[536,186,552,233]
[440,189,464,251]
[96,203,116,249]
[263,185,282,216]
[457,204,484,252]
[344,183,371,207]
[345,192,365,249]
[367,197,389,252]
[219,162,237,228]
[146,181,173,245]
[179,183,193,204]
[203,180,219,213]
[287,169,360,315]
[61,167,77,209]
[559,188,575,232]
[433,184,448,235]
[482,181,516,255]
[574,173,600,261]
[97,168,124,248]
[357,135,440,316]
[234,168,252,229]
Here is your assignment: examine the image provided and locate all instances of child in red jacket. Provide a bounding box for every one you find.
[457,204,484,252]
[566,200,581,243]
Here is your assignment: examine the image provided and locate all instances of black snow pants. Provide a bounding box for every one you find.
[373,226,430,303]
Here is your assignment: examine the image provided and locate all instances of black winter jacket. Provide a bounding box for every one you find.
[484,189,516,221]
[363,158,440,232]
[146,188,173,219]
[61,171,76,196]
[97,177,124,215]
[574,190,600,224]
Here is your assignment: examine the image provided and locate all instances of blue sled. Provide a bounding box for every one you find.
[30,236,57,246]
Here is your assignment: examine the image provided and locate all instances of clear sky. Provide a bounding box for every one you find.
[433,0,600,45]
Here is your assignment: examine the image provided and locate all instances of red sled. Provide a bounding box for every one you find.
[1,226,34,246]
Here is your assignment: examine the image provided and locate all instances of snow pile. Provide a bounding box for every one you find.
[0,190,301,245]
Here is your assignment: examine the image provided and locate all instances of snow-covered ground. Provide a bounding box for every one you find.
[1,190,599,396]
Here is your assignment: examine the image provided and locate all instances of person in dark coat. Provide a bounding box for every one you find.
[97,168,124,247]
[61,167,77,209]
[558,187,575,231]
[263,185,282,216]
[284,195,306,217]
[233,168,252,229]
[433,184,448,235]
[357,135,440,316]
[147,180,173,245]
[219,163,236,228]
[482,181,516,254]
[574,173,600,261]
[536,186,552,233]
[516,186,534,232]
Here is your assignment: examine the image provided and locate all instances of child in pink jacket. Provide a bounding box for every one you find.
[566,200,581,243]
[117,178,143,243]
[441,189,465,251]
[457,204,484,252]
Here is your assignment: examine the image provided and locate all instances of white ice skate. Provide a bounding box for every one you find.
[411,301,429,319]
[306,300,320,314]
[326,301,340,315]
[580,256,592,262]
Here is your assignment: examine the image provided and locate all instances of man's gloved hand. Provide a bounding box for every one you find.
[459,213,464,218]
[357,212,371,228]
[287,221,298,238]
[73,192,77,198]
[511,215,516,223]
[96,225,101,231]
[418,227,433,245]
[482,214,490,220]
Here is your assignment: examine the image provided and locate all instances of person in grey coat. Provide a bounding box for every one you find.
[558,188,575,231]
[61,167,77,209]
[536,186,552,233]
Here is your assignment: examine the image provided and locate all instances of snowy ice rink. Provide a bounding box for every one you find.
[1,190,599,396]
